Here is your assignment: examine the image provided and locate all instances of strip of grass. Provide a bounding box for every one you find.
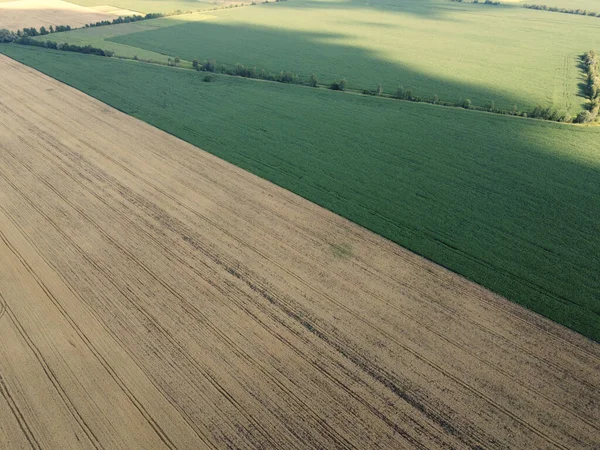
[2,44,598,341]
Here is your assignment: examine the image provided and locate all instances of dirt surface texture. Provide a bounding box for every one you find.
[0,0,114,30]
[0,54,598,449]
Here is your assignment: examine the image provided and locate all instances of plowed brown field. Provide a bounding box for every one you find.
[0,54,598,449]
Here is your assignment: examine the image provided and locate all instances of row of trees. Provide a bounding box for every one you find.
[450,0,500,5]
[5,12,164,39]
[15,36,114,57]
[83,13,164,29]
[13,24,72,38]
[522,4,600,17]
[0,29,17,42]
[361,82,578,122]
[192,59,305,85]
[576,50,600,123]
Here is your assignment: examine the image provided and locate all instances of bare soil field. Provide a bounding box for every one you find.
[0,54,598,449]
[0,0,114,31]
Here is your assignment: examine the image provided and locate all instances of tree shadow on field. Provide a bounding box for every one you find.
[110,20,530,111]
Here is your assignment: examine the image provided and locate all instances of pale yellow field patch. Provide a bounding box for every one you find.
[0,0,116,30]
[88,4,142,16]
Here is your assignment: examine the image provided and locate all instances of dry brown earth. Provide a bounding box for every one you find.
[0,54,599,449]
[0,0,114,31]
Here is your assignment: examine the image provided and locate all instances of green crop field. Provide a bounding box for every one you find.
[2,44,598,341]
[102,0,600,114]
[30,17,189,63]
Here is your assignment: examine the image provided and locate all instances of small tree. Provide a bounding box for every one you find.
[308,73,318,87]
[396,85,405,99]
[202,59,216,72]
[0,29,16,43]
[49,25,54,33]
[575,111,592,123]
[376,83,383,96]
[192,59,199,70]
[173,57,180,66]
[433,94,439,104]
[39,26,48,35]
[462,98,472,109]
[405,89,413,101]
[330,78,347,91]
[512,104,518,115]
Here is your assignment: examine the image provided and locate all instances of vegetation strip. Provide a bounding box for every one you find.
[523,3,600,17]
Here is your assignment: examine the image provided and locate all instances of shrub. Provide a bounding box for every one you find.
[575,111,592,123]
[396,85,405,99]
[330,79,348,91]
[0,29,16,42]
[201,59,217,72]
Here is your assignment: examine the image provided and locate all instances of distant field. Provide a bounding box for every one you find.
[2,45,598,341]
[0,0,114,30]
[65,0,242,14]
[101,0,600,113]
[31,16,187,62]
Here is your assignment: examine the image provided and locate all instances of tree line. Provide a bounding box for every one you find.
[1,12,165,39]
[450,0,501,5]
[522,4,600,17]
[192,59,306,85]
[576,50,600,123]
[192,59,352,89]
[83,13,164,29]
[12,35,114,57]
[11,25,72,38]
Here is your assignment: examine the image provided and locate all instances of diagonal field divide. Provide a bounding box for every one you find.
[0,54,599,449]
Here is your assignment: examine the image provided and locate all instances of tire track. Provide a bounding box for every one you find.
[0,170,312,450]
[0,292,6,322]
[0,201,218,450]
[0,112,453,449]
[0,369,42,450]
[2,119,585,446]
[0,225,185,450]
[0,301,102,449]
[0,123,421,449]
[0,143,499,449]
